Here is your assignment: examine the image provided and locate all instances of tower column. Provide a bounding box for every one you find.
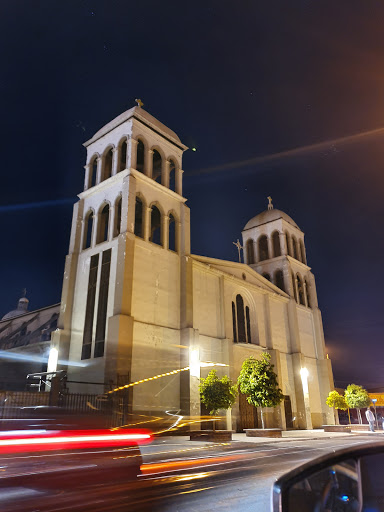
[127,137,138,170]
[108,205,115,241]
[162,159,171,188]
[146,149,153,178]
[96,157,103,184]
[267,235,274,259]
[163,215,169,249]
[91,211,99,247]
[112,148,119,176]
[144,206,151,241]
[287,234,294,258]
[176,168,183,196]
[84,164,91,191]
[280,232,287,255]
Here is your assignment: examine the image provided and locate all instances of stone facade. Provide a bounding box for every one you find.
[52,106,335,430]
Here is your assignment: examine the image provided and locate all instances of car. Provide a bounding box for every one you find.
[272,441,384,511]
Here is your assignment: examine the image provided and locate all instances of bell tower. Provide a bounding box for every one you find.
[53,104,190,393]
[241,199,334,429]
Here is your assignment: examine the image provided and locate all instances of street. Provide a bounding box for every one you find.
[1,433,382,511]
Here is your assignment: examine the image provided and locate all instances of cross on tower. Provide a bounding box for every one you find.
[233,239,243,263]
[135,98,144,108]
[267,196,273,210]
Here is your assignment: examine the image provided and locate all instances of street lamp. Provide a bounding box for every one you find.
[189,348,200,378]
[300,367,309,394]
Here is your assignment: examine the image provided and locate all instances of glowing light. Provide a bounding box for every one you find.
[190,348,200,378]
[47,348,58,373]
[0,429,152,454]
[300,367,309,394]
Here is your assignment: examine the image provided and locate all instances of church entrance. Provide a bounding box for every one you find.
[238,392,258,432]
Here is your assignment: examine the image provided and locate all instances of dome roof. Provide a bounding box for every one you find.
[84,106,187,149]
[243,209,300,231]
[2,296,29,321]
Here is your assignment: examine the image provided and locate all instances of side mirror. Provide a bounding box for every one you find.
[272,442,384,512]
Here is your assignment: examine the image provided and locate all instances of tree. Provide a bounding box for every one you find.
[237,352,284,429]
[326,390,348,424]
[199,370,237,431]
[344,384,371,424]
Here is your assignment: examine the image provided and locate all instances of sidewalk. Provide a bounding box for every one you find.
[153,428,384,447]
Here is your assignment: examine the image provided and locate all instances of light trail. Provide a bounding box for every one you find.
[188,126,384,176]
[0,198,74,213]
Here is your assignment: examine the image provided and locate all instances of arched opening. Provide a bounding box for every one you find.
[296,274,305,305]
[152,150,162,183]
[275,270,285,292]
[292,237,299,261]
[134,196,144,238]
[262,272,271,281]
[97,204,110,244]
[232,302,237,343]
[258,235,269,261]
[90,157,98,187]
[114,196,122,237]
[103,148,113,181]
[169,159,176,191]
[150,205,162,245]
[285,232,291,256]
[272,231,281,257]
[246,239,255,264]
[136,139,145,173]
[83,210,94,249]
[305,278,311,308]
[119,139,127,172]
[300,240,306,264]
[236,294,246,343]
[168,213,176,251]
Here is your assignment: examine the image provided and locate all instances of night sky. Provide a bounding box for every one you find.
[1,1,383,388]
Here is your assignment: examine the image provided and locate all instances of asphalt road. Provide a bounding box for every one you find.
[0,435,382,512]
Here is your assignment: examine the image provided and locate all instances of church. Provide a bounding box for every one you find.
[46,104,335,431]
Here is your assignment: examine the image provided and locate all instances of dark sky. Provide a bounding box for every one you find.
[1,1,383,388]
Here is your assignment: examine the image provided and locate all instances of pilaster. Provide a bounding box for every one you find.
[127,137,138,170]
[96,157,102,184]
[176,168,183,196]
[146,149,153,178]
[84,164,91,191]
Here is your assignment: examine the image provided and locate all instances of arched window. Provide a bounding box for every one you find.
[114,196,122,237]
[169,159,176,191]
[274,269,285,292]
[150,205,162,245]
[134,196,144,238]
[103,148,113,181]
[300,240,306,264]
[272,231,281,257]
[97,204,110,244]
[262,272,271,281]
[236,294,246,343]
[292,237,299,261]
[90,157,98,187]
[232,302,237,343]
[246,239,255,264]
[168,213,176,251]
[136,139,145,173]
[83,210,94,249]
[285,232,291,256]
[258,235,269,261]
[296,274,305,305]
[152,150,162,183]
[119,139,127,172]
[305,278,311,308]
